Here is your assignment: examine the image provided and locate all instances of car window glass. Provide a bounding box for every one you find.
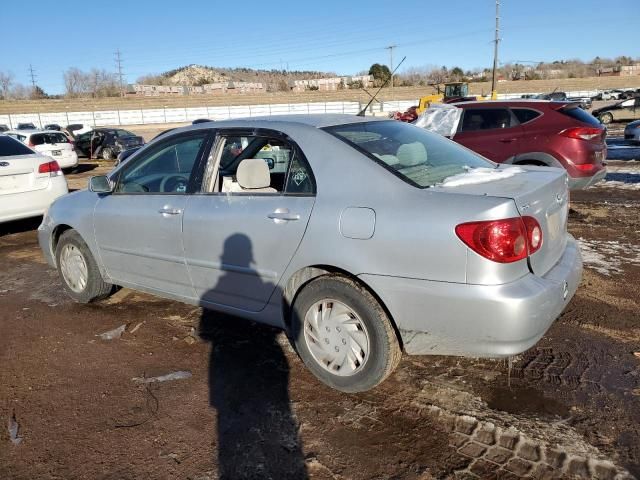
[115,129,134,137]
[213,134,314,195]
[114,133,206,194]
[31,134,45,146]
[512,108,541,124]
[621,99,634,108]
[0,136,35,156]
[461,108,513,131]
[325,121,492,188]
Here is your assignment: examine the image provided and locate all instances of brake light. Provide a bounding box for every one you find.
[574,163,597,172]
[455,216,543,263]
[38,160,62,176]
[559,127,603,141]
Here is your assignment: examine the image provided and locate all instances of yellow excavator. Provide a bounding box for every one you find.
[415,82,497,115]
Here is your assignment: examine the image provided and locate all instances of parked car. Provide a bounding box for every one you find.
[74,128,145,160]
[596,89,624,101]
[16,122,37,130]
[534,92,591,110]
[0,124,9,132]
[444,100,606,189]
[38,115,582,392]
[592,97,640,124]
[44,123,62,131]
[624,120,640,144]
[5,130,78,171]
[619,88,640,100]
[0,135,68,223]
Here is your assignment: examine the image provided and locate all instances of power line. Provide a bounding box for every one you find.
[115,49,125,97]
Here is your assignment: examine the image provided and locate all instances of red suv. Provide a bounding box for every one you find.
[450,100,607,189]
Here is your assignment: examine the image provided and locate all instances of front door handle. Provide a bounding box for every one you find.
[268,208,300,223]
[158,206,183,216]
[498,138,517,143]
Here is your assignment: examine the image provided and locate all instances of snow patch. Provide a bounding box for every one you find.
[440,166,526,187]
[577,238,640,276]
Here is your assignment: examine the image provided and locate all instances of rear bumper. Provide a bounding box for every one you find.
[568,167,607,189]
[359,235,582,358]
[0,178,68,223]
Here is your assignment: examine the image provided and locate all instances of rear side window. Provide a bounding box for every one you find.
[0,136,35,156]
[460,108,514,131]
[559,107,601,127]
[512,108,541,124]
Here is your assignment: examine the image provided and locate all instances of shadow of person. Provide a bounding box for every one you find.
[198,233,308,480]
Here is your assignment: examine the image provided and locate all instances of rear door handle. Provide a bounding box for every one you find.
[268,208,300,223]
[158,206,183,215]
[498,138,517,143]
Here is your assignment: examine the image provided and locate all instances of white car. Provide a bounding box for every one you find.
[0,135,68,223]
[6,129,78,170]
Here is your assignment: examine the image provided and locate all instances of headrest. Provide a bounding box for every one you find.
[397,142,428,167]
[236,159,271,189]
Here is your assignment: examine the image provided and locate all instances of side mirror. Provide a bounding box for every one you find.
[262,157,275,169]
[89,175,113,193]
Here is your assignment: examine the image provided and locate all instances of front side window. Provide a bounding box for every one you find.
[460,108,515,131]
[325,120,492,188]
[114,133,207,194]
[209,133,314,195]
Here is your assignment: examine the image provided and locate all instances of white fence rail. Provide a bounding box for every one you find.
[0,89,615,129]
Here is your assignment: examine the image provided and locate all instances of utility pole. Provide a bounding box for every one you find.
[115,49,125,97]
[386,45,396,99]
[490,0,500,98]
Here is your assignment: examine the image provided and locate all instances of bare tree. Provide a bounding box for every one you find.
[0,71,14,99]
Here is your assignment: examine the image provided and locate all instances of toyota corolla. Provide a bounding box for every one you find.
[38,115,582,392]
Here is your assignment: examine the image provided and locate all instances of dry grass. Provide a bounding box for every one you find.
[1,76,639,114]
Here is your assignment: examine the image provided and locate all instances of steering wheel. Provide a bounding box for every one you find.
[160,174,189,193]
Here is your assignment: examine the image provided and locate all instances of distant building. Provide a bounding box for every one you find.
[289,75,373,92]
[620,64,640,76]
[133,81,265,96]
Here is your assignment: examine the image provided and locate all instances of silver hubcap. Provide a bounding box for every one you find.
[303,299,370,376]
[60,244,88,293]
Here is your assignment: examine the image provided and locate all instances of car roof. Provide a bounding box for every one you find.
[451,99,569,107]
[7,129,63,135]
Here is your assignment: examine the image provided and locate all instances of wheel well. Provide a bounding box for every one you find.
[51,224,74,259]
[514,159,546,167]
[282,265,403,349]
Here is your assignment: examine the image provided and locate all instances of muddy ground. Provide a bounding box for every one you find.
[1,129,639,479]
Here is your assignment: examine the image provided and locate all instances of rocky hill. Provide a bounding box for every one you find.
[137,64,336,88]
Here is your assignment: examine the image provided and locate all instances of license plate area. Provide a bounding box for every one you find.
[52,150,61,156]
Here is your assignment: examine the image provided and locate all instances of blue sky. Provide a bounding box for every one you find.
[0,0,637,94]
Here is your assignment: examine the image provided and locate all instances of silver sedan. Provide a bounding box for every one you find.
[624,120,640,144]
[38,115,582,392]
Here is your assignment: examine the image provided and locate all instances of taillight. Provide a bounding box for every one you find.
[559,127,603,141]
[38,160,62,176]
[455,216,542,263]
[574,163,597,172]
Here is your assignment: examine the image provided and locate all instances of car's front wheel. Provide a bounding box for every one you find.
[599,112,613,124]
[56,229,113,303]
[291,275,401,393]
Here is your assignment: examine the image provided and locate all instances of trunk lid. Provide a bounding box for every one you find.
[435,166,569,276]
[0,154,51,195]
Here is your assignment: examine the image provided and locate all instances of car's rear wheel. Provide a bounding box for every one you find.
[291,275,401,393]
[56,229,113,303]
[101,148,114,160]
[599,112,613,124]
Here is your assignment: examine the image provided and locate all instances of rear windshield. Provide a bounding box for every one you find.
[0,136,35,156]
[31,133,69,145]
[324,121,492,188]
[559,107,601,127]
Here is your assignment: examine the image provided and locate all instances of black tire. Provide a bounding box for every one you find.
[55,229,113,303]
[599,112,613,124]
[291,275,401,393]
[101,148,114,160]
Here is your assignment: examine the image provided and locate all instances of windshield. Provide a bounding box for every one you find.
[325,121,493,188]
[0,136,35,156]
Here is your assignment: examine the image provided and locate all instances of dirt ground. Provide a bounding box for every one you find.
[1,129,639,479]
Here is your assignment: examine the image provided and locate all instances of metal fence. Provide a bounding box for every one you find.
[0,90,606,129]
